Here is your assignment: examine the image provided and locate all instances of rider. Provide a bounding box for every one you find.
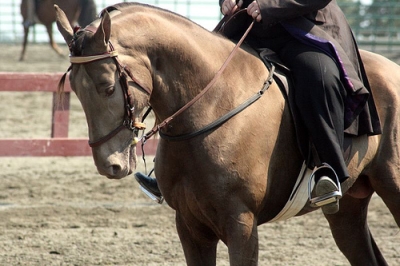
[135,0,382,214]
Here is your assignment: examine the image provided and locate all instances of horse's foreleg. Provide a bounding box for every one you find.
[325,195,388,266]
[45,24,64,57]
[175,212,218,266]
[225,211,259,266]
[19,26,30,61]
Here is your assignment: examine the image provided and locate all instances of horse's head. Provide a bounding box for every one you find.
[55,5,151,179]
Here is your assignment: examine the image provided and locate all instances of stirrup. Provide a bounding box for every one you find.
[139,185,164,204]
[308,163,342,207]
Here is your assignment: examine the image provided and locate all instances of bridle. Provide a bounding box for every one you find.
[60,26,151,148]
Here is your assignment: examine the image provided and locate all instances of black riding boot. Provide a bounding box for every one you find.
[311,164,342,214]
[134,172,163,202]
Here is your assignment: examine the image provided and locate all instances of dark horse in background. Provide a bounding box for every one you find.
[19,0,97,61]
[56,3,400,266]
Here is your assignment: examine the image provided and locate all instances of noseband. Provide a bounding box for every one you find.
[64,27,151,148]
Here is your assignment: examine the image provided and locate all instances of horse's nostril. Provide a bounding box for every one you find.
[97,161,129,179]
[111,164,122,175]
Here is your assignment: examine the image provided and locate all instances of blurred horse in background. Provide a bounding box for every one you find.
[19,0,97,61]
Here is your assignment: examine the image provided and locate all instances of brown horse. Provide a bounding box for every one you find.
[19,0,97,61]
[55,3,400,265]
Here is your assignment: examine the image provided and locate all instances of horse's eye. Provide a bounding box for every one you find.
[104,86,115,97]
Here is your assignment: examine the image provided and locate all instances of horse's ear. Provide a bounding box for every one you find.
[54,5,73,44]
[93,10,111,48]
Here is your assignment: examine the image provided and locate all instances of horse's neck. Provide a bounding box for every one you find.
[140,26,241,116]
[115,11,267,131]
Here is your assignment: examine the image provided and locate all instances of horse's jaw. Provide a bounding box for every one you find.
[93,145,136,179]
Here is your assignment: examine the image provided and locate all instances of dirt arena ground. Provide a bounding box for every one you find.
[0,43,399,265]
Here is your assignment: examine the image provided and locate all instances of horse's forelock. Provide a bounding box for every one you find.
[68,30,87,56]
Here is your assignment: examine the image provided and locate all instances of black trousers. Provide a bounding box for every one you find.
[264,37,349,181]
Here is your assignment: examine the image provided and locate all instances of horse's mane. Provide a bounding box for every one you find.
[75,2,210,57]
[101,2,211,32]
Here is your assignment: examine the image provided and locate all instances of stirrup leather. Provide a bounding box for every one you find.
[308,163,342,207]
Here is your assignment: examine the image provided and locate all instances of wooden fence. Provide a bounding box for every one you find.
[0,72,157,156]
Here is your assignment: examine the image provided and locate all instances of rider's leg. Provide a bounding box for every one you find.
[278,40,348,214]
